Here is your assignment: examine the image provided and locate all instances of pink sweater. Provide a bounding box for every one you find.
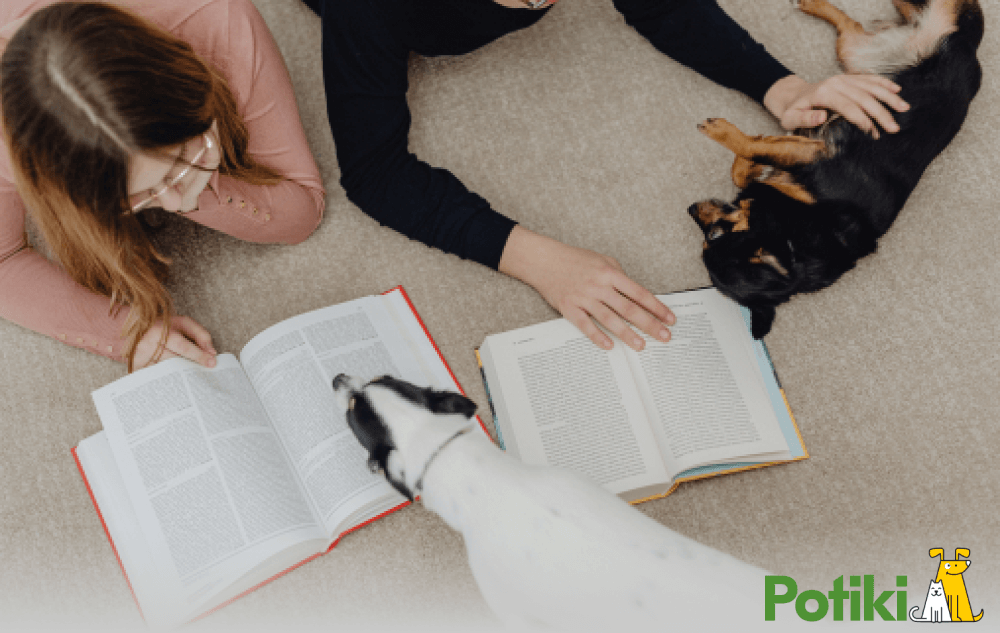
[0,0,325,361]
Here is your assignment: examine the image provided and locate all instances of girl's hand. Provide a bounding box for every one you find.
[134,315,218,370]
[764,74,910,138]
[499,226,675,351]
[157,122,222,213]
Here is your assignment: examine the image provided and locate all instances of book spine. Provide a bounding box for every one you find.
[474,348,504,451]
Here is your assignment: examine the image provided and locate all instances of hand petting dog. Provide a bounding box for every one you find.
[764,73,910,137]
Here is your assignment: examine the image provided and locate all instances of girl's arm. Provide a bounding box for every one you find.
[0,191,129,360]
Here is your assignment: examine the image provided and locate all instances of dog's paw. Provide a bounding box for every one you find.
[696,117,722,132]
[697,118,737,143]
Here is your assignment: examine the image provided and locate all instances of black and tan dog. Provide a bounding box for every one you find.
[690,0,983,338]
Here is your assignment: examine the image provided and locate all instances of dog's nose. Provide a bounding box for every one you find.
[333,374,351,392]
[687,203,702,223]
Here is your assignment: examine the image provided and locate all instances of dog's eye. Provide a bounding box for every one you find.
[707,226,725,241]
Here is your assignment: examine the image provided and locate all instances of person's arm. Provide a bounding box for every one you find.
[181,0,326,245]
[613,0,790,103]
[319,2,674,350]
[319,1,517,269]
[0,192,129,360]
[613,0,907,134]
[0,191,216,368]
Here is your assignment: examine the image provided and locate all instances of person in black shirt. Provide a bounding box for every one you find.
[303,0,907,351]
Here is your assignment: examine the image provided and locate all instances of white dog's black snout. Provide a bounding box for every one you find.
[332,373,352,392]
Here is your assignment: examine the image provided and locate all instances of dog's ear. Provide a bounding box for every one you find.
[956,548,971,560]
[929,548,944,561]
[431,391,477,418]
[750,305,776,339]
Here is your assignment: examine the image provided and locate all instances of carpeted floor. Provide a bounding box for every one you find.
[1,0,997,630]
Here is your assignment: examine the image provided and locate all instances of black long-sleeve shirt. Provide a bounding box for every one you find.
[308,0,791,269]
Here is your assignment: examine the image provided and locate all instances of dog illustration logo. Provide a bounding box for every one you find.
[909,548,984,623]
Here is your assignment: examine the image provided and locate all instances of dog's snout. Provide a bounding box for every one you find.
[333,373,351,392]
[689,200,727,229]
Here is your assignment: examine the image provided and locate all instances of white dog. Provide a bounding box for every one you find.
[332,374,766,629]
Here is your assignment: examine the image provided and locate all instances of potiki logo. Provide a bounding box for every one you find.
[765,547,984,623]
[909,548,984,623]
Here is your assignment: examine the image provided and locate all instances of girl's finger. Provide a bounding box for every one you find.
[157,348,180,362]
[165,330,216,367]
[173,316,216,355]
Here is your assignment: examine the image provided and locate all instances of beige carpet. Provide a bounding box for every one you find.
[2,0,997,630]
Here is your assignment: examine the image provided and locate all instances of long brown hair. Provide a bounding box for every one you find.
[1,2,282,371]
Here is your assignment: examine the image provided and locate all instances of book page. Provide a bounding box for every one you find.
[238,293,440,535]
[75,432,331,628]
[625,290,791,477]
[480,318,671,496]
[76,432,174,626]
[91,355,329,617]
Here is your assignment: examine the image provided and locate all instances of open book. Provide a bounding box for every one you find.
[477,287,807,504]
[72,287,484,628]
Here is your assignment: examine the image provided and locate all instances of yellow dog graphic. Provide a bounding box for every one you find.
[930,548,984,622]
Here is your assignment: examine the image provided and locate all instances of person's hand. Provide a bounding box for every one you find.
[498,226,675,351]
[158,121,221,213]
[763,74,909,139]
[134,315,218,370]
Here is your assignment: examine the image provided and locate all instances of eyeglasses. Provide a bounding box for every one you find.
[130,133,214,213]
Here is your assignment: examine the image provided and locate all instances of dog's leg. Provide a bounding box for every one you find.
[797,0,867,35]
[730,158,814,204]
[796,0,873,70]
[699,119,828,167]
[731,156,765,189]
[703,119,822,203]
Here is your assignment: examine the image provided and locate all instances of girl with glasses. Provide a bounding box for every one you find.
[0,0,325,371]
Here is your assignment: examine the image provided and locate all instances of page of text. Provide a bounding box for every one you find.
[239,293,447,535]
[626,290,790,476]
[481,318,671,495]
[92,355,328,613]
